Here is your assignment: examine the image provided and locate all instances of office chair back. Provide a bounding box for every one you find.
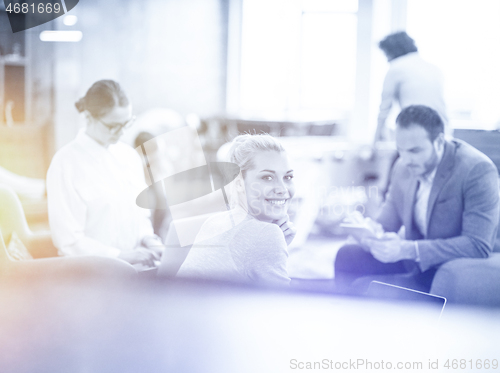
[0,184,35,244]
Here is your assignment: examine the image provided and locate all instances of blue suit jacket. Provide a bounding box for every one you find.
[377,139,499,272]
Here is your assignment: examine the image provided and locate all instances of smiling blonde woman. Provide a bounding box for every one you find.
[176,134,296,287]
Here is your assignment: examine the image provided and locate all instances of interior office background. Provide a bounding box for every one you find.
[2,2,500,367]
[1,0,500,195]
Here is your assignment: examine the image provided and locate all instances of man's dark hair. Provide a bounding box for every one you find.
[396,105,444,142]
[379,31,418,61]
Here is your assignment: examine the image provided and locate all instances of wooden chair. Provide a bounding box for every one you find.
[0,184,137,280]
[0,184,57,258]
[0,229,137,281]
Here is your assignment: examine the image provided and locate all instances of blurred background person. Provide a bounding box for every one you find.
[175,134,296,287]
[46,80,163,268]
[375,31,449,142]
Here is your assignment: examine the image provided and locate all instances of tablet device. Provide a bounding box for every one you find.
[339,223,378,241]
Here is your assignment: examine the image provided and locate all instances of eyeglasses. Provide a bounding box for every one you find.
[96,115,136,134]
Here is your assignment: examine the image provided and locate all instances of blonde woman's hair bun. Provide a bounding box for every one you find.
[228,133,285,176]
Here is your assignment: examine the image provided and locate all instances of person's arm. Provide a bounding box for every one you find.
[245,223,290,287]
[135,189,161,257]
[375,68,399,141]
[131,148,163,259]
[417,162,500,272]
[375,163,404,234]
[47,157,121,258]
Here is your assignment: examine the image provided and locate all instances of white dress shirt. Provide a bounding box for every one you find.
[413,148,445,237]
[47,130,155,257]
[379,52,448,128]
[414,171,436,238]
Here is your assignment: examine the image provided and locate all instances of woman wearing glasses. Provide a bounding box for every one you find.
[47,80,162,268]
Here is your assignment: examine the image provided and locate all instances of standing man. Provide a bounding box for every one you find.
[335,105,499,293]
[375,31,448,141]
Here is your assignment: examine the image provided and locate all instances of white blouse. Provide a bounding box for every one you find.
[47,130,155,257]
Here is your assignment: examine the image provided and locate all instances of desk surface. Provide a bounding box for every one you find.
[0,276,498,373]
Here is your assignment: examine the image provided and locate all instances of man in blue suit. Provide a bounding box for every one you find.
[335,105,499,293]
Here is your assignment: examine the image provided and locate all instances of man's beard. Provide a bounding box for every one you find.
[422,147,440,177]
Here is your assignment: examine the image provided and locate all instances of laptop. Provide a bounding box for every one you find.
[367,281,447,318]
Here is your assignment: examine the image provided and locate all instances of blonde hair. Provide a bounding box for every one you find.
[228,134,285,176]
[225,134,286,210]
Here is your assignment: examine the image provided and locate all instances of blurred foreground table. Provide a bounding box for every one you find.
[0,275,498,373]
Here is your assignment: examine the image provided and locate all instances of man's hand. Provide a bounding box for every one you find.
[274,215,297,246]
[343,211,384,238]
[362,233,417,263]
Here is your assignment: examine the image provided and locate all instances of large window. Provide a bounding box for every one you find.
[236,0,359,121]
[407,0,500,129]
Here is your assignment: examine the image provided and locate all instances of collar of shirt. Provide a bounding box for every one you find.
[417,144,445,185]
[390,51,419,64]
[77,129,108,152]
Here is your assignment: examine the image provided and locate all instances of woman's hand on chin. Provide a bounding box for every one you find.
[273,215,297,246]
